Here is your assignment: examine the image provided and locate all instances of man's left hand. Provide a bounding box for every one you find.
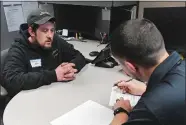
[114,97,132,113]
[61,62,77,81]
[110,98,132,125]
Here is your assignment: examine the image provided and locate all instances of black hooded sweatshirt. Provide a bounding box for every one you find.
[2,24,86,96]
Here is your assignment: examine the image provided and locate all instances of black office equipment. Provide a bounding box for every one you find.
[89,51,99,57]
[53,4,101,40]
[109,5,132,34]
[91,44,118,68]
[144,7,186,56]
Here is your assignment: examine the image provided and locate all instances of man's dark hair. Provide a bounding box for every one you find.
[110,19,166,68]
[30,23,39,32]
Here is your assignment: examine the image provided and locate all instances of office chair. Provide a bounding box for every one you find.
[1,49,9,97]
[0,49,9,125]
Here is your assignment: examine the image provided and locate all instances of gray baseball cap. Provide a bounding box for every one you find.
[27,8,55,25]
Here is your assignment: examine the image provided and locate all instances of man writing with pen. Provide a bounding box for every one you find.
[110,19,185,125]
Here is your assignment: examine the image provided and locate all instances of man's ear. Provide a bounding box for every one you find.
[125,61,137,73]
[28,26,35,37]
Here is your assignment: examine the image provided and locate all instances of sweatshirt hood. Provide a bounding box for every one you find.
[14,23,31,47]
[19,23,30,40]
[16,23,42,50]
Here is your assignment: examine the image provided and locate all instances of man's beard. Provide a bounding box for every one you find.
[127,71,145,82]
[41,45,52,50]
[133,74,145,82]
[35,40,53,50]
[41,45,53,51]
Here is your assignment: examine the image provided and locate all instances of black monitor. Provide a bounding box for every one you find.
[143,7,186,53]
[53,4,100,40]
[109,5,133,35]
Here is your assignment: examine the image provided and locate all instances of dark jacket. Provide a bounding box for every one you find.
[123,52,185,125]
[2,24,86,96]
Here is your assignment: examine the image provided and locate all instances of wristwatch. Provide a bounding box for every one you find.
[114,107,129,116]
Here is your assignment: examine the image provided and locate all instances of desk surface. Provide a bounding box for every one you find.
[3,64,130,125]
[67,40,106,60]
[3,40,126,125]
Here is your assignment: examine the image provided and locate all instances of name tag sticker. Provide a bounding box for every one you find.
[30,59,41,68]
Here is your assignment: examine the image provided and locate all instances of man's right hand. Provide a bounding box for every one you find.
[117,80,147,96]
[55,63,77,81]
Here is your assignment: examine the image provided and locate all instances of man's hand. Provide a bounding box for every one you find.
[55,63,77,81]
[61,62,78,81]
[114,97,132,112]
[117,80,146,96]
[110,98,132,125]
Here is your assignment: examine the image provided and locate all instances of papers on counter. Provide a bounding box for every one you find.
[51,100,114,125]
[109,86,141,107]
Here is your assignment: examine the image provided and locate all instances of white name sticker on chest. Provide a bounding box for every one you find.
[30,59,41,68]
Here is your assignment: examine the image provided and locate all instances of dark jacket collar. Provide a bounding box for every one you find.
[147,51,182,91]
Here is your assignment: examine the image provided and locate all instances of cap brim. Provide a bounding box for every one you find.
[35,16,55,25]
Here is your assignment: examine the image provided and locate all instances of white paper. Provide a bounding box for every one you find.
[62,29,68,36]
[39,3,54,16]
[22,2,38,22]
[102,9,110,21]
[30,59,41,68]
[109,87,141,107]
[4,5,25,32]
[51,100,114,125]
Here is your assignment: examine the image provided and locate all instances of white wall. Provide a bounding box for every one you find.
[138,1,186,18]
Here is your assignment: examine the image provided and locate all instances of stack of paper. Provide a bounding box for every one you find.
[51,100,114,125]
[109,87,141,107]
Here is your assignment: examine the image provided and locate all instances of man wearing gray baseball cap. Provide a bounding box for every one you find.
[2,8,86,97]
[27,9,55,25]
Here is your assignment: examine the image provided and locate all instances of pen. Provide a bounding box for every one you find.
[113,78,133,87]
